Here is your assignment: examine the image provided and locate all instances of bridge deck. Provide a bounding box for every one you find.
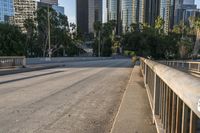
[111,65,156,133]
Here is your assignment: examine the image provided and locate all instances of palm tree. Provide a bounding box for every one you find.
[93,21,102,57]
[193,18,200,57]
[155,16,164,34]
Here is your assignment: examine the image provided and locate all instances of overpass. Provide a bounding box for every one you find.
[0,57,199,133]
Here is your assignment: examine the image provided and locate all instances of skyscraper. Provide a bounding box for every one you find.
[183,0,195,5]
[14,0,37,32]
[173,0,184,26]
[138,0,145,24]
[95,0,103,22]
[40,0,58,5]
[159,0,171,32]
[38,1,64,15]
[76,0,102,34]
[107,0,121,35]
[0,0,14,22]
[146,0,160,26]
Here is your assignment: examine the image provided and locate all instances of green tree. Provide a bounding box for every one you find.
[155,16,164,34]
[0,23,26,56]
[193,18,200,57]
[93,21,102,56]
[24,18,36,57]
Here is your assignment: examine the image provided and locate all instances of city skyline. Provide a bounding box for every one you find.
[60,0,200,24]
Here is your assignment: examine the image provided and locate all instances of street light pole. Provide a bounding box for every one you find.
[47,4,51,59]
[98,30,101,57]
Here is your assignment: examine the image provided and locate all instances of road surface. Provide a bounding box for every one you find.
[0,59,132,133]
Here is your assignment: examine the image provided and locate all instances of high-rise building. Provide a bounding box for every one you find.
[14,0,36,32]
[173,0,184,26]
[183,0,194,5]
[159,0,171,33]
[38,1,64,15]
[40,0,58,5]
[0,0,14,22]
[108,0,118,20]
[138,0,145,24]
[52,5,64,15]
[95,0,103,22]
[121,0,139,32]
[107,0,121,35]
[76,0,102,34]
[146,0,160,26]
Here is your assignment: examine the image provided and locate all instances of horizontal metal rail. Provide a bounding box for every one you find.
[160,60,200,74]
[140,58,200,133]
[0,56,26,68]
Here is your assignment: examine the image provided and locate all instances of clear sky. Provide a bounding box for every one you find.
[59,0,200,24]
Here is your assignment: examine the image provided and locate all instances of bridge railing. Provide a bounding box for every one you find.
[0,56,26,68]
[160,60,200,73]
[140,58,200,133]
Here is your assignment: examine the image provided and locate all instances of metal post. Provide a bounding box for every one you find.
[47,5,51,60]
[98,30,101,57]
[22,56,26,68]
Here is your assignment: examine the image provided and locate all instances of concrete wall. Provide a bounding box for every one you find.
[26,57,113,65]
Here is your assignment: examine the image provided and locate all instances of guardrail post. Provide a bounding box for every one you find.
[144,63,147,85]
[22,56,26,68]
[181,103,189,133]
[171,92,177,133]
[189,63,191,70]
[175,97,182,133]
[153,74,160,124]
[189,111,197,133]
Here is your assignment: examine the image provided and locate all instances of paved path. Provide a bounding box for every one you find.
[0,59,132,133]
[111,66,157,133]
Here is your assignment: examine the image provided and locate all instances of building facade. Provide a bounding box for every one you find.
[40,0,58,5]
[95,0,103,22]
[14,0,36,32]
[0,0,14,22]
[77,0,102,34]
[146,0,160,26]
[107,0,121,35]
[121,0,139,32]
[138,0,145,24]
[183,0,194,5]
[52,5,64,15]
[38,1,64,15]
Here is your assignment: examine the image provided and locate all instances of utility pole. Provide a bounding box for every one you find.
[98,30,101,57]
[47,4,51,59]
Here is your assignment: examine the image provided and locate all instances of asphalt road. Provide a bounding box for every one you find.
[0,59,132,133]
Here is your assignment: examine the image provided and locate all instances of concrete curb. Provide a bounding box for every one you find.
[0,64,64,76]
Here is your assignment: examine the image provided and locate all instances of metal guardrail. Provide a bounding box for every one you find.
[140,58,200,133]
[160,60,200,74]
[0,56,26,68]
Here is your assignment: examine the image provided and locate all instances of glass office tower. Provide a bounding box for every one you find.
[77,0,102,34]
[107,0,122,35]
[122,0,138,32]
[108,0,118,20]
[0,0,14,22]
[183,0,194,5]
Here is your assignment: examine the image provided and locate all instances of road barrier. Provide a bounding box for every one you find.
[0,56,26,68]
[140,58,200,133]
[160,60,200,74]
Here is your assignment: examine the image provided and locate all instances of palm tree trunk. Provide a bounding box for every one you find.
[193,29,200,57]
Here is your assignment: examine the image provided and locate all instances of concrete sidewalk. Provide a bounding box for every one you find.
[111,66,156,133]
